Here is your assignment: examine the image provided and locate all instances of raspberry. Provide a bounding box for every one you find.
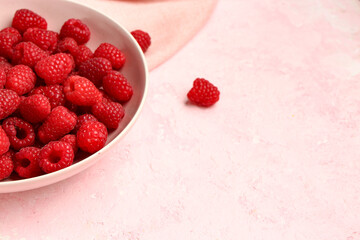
[60,19,90,45]
[60,134,78,154]
[0,126,10,155]
[103,70,133,102]
[12,9,47,33]
[5,65,36,95]
[0,28,22,59]
[131,30,151,53]
[55,37,78,54]
[0,151,14,180]
[74,113,98,132]
[77,121,107,153]
[63,75,102,106]
[35,53,73,85]
[73,45,93,66]
[39,141,74,173]
[91,96,125,129]
[14,147,42,178]
[187,78,220,107]
[23,28,58,52]
[0,61,12,74]
[78,57,112,87]
[37,106,77,144]
[12,42,49,68]
[19,94,51,123]
[0,89,20,120]
[0,68,6,89]
[2,117,35,150]
[94,43,125,69]
[29,85,65,109]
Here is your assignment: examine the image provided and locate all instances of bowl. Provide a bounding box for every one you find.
[0,0,148,193]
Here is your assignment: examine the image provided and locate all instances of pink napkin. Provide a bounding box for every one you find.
[75,0,218,70]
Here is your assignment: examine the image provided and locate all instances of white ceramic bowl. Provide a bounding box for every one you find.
[0,0,148,193]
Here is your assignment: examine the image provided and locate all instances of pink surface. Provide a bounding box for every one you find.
[2,0,360,239]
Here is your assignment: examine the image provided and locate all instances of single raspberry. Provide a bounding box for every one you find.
[0,61,12,74]
[94,43,125,69]
[74,113,98,132]
[131,30,151,53]
[78,57,112,87]
[19,94,51,123]
[14,147,42,178]
[55,37,78,54]
[0,126,10,155]
[5,65,36,95]
[103,70,133,102]
[29,85,65,109]
[0,151,14,180]
[63,75,102,106]
[0,68,6,89]
[0,89,20,120]
[35,53,73,85]
[12,9,47,33]
[0,29,22,59]
[60,19,90,45]
[187,78,220,107]
[23,28,58,52]
[73,45,93,66]
[39,141,74,173]
[2,117,35,150]
[12,42,49,68]
[77,121,107,153]
[0,27,22,42]
[60,134,78,154]
[91,96,125,129]
[37,106,77,144]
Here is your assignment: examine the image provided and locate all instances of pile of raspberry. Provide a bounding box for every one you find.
[0,9,152,181]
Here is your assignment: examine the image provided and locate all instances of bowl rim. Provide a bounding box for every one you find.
[0,0,149,193]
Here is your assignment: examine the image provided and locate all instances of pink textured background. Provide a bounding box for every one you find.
[2,0,360,239]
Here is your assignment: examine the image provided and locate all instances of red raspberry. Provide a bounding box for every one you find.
[60,134,78,154]
[73,45,93,66]
[55,37,78,54]
[74,113,98,132]
[5,65,36,95]
[12,9,47,33]
[0,28,22,59]
[0,151,14,180]
[0,27,22,41]
[14,147,42,178]
[19,94,51,123]
[39,141,74,173]
[2,117,35,150]
[60,19,90,45]
[131,30,151,53]
[0,126,10,155]
[0,68,6,89]
[12,42,49,68]
[0,89,20,120]
[29,85,65,109]
[78,57,112,87]
[103,70,133,102]
[37,106,77,144]
[0,61,12,75]
[35,53,73,85]
[187,78,220,107]
[94,43,125,69]
[77,121,107,153]
[63,75,102,106]
[23,28,58,52]
[91,96,125,129]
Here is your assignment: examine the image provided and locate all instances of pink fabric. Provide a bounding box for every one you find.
[76,0,218,70]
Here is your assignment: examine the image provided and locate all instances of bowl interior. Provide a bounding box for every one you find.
[0,0,148,193]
